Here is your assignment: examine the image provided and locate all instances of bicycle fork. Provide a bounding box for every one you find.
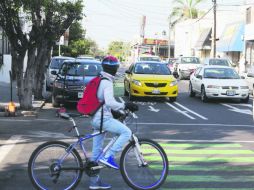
[132,135,148,167]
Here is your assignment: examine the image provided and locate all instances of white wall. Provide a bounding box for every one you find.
[174,8,245,58]
[0,54,12,83]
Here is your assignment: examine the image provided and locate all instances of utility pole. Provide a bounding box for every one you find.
[212,0,217,58]
[168,16,171,58]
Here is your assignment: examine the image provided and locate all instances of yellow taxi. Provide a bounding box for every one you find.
[124,61,178,101]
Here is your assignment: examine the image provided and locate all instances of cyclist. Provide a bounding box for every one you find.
[89,55,138,189]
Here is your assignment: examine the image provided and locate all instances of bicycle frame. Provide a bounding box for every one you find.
[56,112,146,170]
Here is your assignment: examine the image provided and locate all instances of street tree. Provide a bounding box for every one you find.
[108,41,130,62]
[0,0,83,109]
[170,0,205,25]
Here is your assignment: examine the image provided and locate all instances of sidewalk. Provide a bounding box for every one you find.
[0,81,45,112]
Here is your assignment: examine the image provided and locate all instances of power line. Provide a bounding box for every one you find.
[193,6,214,24]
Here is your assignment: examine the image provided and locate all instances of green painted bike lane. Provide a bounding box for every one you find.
[156,142,254,189]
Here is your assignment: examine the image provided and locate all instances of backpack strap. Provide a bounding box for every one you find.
[100,105,104,134]
[98,76,109,134]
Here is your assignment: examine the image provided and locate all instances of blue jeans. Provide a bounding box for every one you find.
[91,117,132,161]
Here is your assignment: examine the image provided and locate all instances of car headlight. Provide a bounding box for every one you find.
[54,82,65,88]
[207,85,220,89]
[169,80,178,87]
[132,79,142,86]
[240,86,249,89]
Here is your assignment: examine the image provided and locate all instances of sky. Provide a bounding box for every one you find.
[82,0,247,49]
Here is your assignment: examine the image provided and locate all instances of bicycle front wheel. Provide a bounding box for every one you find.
[120,139,168,190]
[28,141,83,190]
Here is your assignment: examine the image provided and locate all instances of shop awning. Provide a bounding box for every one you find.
[217,22,244,52]
[195,28,212,50]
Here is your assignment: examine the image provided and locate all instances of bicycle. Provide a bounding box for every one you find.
[28,109,169,190]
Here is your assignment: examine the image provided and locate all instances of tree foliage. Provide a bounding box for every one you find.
[0,0,83,109]
[170,0,205,25]
[108,41,130,62]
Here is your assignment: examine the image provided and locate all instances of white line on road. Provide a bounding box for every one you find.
[0,135,22,163]
[119,97,138,118]
[221,103,252,115]
[153,139,254,143]
[166,102,195,120]
[137,122,254,128]
[174,102,208,120]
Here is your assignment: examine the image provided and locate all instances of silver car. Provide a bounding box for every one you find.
[46,56,75,91]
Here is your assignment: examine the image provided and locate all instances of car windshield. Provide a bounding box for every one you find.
[50,58,72,69]
[209,59,230,66]
[139,57,160,62]
[181,57,200,64]
[204,68,240,79]
[134,62,171,75]
[60,62,102,76]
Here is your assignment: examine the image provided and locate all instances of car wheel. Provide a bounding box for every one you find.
[169,97,177,102]
[128,85,135,101]
[189,82,196,97]
[240,95,249,103]
[52,94,60,107]
[201,86,208,103]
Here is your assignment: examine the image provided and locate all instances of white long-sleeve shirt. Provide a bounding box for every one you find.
[92,71,125,121]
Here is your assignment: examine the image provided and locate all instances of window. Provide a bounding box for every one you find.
[246,7,251,24]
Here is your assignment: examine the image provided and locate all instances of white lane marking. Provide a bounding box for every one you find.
[119,97,138,118]
[137,122,254,128]
[221,103,252,115]
[230,103,253,108]
[148,106,160,112]
[174,102,208,120]
[166,102,195,120]
[0,118,67,122]
[0,135,22,163]
[153,139,254,143]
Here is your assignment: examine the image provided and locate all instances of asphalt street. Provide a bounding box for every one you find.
[0,80,254,190]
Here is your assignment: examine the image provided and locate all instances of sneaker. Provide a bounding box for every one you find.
[99,156,119,170]
[89,180,111,190]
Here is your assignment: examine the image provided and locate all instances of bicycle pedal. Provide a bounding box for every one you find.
[90,165,105,170]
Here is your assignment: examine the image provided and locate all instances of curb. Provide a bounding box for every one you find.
[0,100,46,117]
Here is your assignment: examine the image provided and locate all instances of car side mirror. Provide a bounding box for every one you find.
[51,70,57,75]
[196,75,202,79]
[231,63,237,67]
[125,70,131,74]
[241,76,245,79]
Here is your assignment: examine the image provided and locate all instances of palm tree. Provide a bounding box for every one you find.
[170,0,205,24]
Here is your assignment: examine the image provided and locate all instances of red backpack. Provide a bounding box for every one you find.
[77,76,107,115]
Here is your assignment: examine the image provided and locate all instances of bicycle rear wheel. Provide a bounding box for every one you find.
[120,139,168,190]
[28,141,83,190]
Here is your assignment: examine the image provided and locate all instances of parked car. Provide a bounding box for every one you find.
[51,59,102,107]
[138,55,161,62]
[76,55,95,60]
[189,65,249,103]
[124,61,178,102]
[173,56,201,79]
[203,58,235,67]
[166,58,177,72]
[46,56,75,91]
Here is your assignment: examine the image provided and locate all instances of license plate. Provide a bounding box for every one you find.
[78,92,83,98]
[152,89,160,94]
[226,90,235,96]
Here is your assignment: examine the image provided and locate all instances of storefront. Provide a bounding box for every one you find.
[216,22,245,64]
[194,28,212,60]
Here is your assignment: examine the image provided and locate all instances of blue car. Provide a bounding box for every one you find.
[51,59,102,107]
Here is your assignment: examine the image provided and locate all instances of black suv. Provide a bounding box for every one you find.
[51,59,102,107]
